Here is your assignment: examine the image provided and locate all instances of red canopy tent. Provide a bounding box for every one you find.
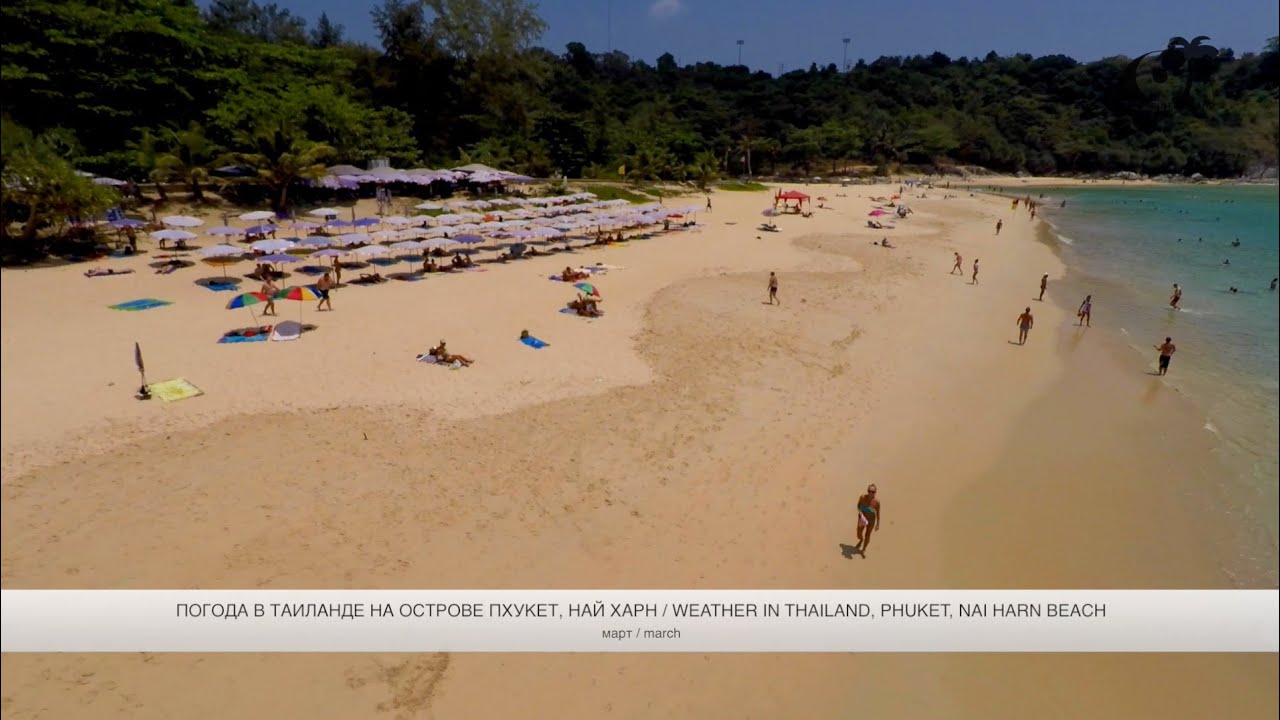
[775,190,810,212]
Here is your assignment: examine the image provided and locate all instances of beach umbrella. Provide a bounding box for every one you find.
[109,218,146,229]
[258,253,301,264]
[310,248,347,258]
[274,285,322,328]
[326,219,353,229]
[201,243,244,258]
[573,282,601,298]
[291,220,320,231]
[299,236,333,248]
[152,228,197,242]
[383,216,413,225]
[309,207,342,217]
[352,217,380,227]
[453,234,483,244]
[243,224,277,235]
[352,245,389,257]
[239,211,276,222]
[337,233,371,246]
[433,213,464,225]
[389,240,424,251]
[250,238,295,253]
[162,215,203,227]
[207,225,240,236]
[226,291,270,326]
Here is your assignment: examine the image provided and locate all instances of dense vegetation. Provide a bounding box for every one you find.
[2,0,1278,246]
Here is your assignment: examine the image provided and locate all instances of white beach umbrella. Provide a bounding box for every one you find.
[352,245,389,257]
[162,215,203,227]
[239,210,276,222]
[433,213,464,225]
[308,207,343,217]
[383,215,413,225]
[422,237,457,249]
[310,248,346,259]
[337,233,372,246]
[372,230,401,241]
[298,236,332,248]
[200,243,244,258]
[389,240,425,251]
[151,228,197,242]
[415,202,444,211]
[250,238,295,253]
[408,214,435,224]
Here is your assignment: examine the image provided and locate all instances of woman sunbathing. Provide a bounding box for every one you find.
[85,267,134,277]
[430,340,474,366]
[562,267,590,282]
[357,271,386,283]
[568,294,602,317]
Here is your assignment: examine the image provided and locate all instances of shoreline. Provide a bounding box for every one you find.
[2,183,1274,718]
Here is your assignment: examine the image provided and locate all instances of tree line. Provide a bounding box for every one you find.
[2,0,1278,244]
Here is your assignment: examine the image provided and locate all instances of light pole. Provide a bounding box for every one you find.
[843,38,851,71]
[737,39,744,66]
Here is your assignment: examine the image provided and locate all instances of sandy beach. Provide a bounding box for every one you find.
[2,184,1275,718]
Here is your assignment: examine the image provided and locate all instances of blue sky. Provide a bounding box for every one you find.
[223,0,1278,72]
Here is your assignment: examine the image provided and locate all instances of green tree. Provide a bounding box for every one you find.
[155,123,218,202]
[228,124,334,212]
[1,120,117,258]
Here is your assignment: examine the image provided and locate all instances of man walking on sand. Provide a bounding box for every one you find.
[1039,273,1049,300]
[1155,337,1176,375]
[261,276,278,316]
[856,484,881,556]
[1016,307,1034,345]
[971,258,980,285]
[996,219,1003,235]
[951,252,963,275]
[767,272,779,305]
[316,271,334,311]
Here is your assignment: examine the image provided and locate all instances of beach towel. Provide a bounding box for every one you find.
[110,298,171,312]
[155,264,179,275]
[296,265,329,275]
[218,333,268,344]
[416,353,439,364]
[270,320,302,342]
[148,378,203,403]
[520,336,549,349]
[203,282,238,292]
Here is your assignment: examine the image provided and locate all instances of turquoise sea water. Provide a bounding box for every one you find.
[1032,185,1279,582]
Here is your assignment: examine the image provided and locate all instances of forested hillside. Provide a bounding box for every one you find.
[3,0,1278,185]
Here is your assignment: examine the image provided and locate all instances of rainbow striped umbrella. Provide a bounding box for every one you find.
[273,285,321,330]
[573,282,601,298]
[226,291,271,326]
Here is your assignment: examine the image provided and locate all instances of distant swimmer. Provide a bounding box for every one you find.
[1016,307,1034,345]
[1170,284,1182,310]
[1039,273,1049,301]
[855,484,881,556]
[1155,337,1176,376]
[995,219,1003,235]
[972,258,980,285]
[1231,238,1240,247]
[1229,287,1239,294]
[1060,200,1067,208]
[1222,259,1231,266]
[1077,295,1092,326]
[1271,278,1278,291]
[951,252,963,275]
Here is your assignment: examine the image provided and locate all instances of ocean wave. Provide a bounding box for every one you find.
[1056,234,1075,245]
[1204,421,1220,435]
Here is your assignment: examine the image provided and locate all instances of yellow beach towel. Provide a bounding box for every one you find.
[148,378,203,403]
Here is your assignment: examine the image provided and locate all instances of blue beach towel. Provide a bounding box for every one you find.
[110,298,171,312]
[203,282,238,292]
[297,265,329,275]
[520,336,549,349]
[218,333,268,344]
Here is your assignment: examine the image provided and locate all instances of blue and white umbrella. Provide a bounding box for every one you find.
[207,225,240,236]
[298,236,333,248]
[152,228,197,242]
[453,234,484,244]
[250,238,295,253]
[258,253,301,264]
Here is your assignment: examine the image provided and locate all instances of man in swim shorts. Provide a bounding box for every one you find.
[1170,284,1181,310]
[1016,307,1034,345]
[856,485,881,556]
[1155,337,1176,376]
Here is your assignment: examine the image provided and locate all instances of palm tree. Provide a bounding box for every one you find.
[125,128,167,202]
[687,150,721,190]
[155,123,217,202]
[229,124,334,212]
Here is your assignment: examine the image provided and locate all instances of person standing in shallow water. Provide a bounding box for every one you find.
[1155,337,1176,376]
[1170,284,1182,310]
[1039,273,1048,301]
[1077,295,1092,326]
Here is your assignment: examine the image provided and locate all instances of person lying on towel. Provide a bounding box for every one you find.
[85,267,134,277]
[562,266,590,282]
[429,340,474,366]
[567,294,602,317]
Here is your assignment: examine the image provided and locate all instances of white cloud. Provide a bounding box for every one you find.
[649,0,684,19]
